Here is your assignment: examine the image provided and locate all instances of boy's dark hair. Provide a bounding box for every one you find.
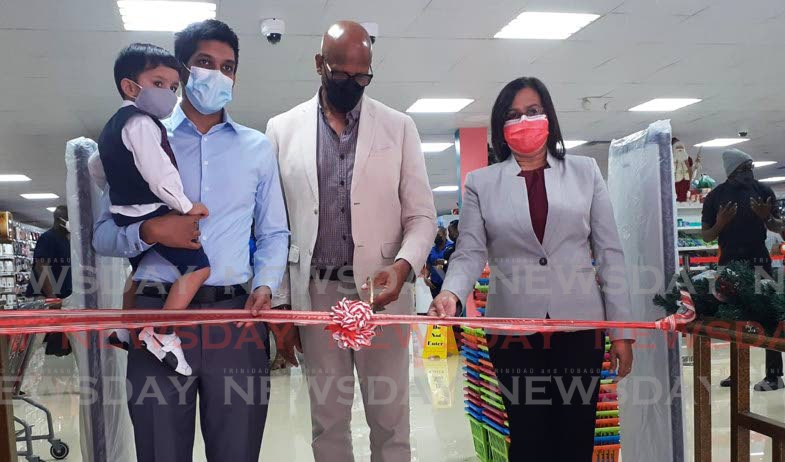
[113,43,179,98]
[175,19,239,72]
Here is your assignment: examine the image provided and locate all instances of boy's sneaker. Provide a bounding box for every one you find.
[107,329,130,350]
[138,327,192,376]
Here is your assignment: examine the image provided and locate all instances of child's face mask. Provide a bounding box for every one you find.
[130,81,178,119]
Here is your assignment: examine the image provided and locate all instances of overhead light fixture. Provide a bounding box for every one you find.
[117,1,216,32]
[407,98,474,113]
[0,174,31,182]
[422,143,454,153]
[753,161,777,168]
[433,186,460,192]
[694,138,749,148]
[494,12,600,40]
[20,193,59,200]
[759,176,785,183]
[46,207,56,212]
[564,140,588,149]
[628,98,702,112]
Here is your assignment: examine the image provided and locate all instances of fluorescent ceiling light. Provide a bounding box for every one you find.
[117,1,216,32]
[759,176,785,183]
[494,12,600,40]
[753,161,777,168]
[46,207,56,212]
[564,140,588,149]
[407,98,474,113]
[694,138,749,148]
[422,143,453,153]
[0,174,31,182]
[433,186,460,192]
[629,98,702,112]
[20,193,59,200]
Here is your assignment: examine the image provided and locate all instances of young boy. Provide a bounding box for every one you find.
[93,43,210,376]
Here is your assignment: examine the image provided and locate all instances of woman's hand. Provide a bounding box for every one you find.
[610,340,634,381]
[428,291,459,317]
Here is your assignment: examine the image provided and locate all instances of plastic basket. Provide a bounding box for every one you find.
[592,444,621,462]
[469,417,491,462]
[486,425,510,462]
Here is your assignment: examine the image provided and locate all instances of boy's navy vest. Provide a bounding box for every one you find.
[97,105,178,206]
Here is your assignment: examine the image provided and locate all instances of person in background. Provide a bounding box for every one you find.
[27,206,72,356]
[702,148,784,391]
[426,226,452,297]
[444,219,459,264]
[447,219,459,245]
[28,206,72,300]
[429,76,634,461]
[268,20,436,462]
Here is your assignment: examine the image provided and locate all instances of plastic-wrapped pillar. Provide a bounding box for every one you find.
[607,120,685,462]
[64,137,135,462]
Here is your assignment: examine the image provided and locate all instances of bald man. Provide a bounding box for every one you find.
[267,21,436,462]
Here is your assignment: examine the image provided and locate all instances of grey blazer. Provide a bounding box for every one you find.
[441,154,633,340]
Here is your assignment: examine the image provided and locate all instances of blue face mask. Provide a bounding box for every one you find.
[184,66,233,115]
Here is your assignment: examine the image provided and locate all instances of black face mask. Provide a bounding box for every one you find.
[730,169,755,186]
[323,75,364,113]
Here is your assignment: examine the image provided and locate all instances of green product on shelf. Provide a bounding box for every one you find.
[479,386,504,404]
[486,425,510,462]
[479,373,498,386]
[468,417,491,462]
[467,383,482,394]
[595,426,620,436]
[480,395,506,412]
[596,410,619,418]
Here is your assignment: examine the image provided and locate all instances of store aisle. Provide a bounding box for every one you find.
[12,331,785,461]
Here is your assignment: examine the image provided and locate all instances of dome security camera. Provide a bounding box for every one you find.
[739,130,749,137]
[261,18,285,45]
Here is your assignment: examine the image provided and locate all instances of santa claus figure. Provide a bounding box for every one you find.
[672,138,700,202]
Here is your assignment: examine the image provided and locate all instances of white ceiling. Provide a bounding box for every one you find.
[3,0,785,225]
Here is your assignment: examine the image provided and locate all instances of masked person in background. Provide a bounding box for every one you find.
[27,205,72,356]
[93,19,289,461]
[268,20,436,462]
[702,148,785,391]
[429,76,635,461]
[426,227,453,297]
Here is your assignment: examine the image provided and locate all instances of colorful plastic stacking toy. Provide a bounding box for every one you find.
[461,301,622,461]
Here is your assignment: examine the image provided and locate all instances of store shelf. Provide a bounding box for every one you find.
[678,245,718,252]
[677,226,702,232]
[677,202,704,210]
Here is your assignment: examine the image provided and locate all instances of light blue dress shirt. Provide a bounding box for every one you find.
[92,105,290,292]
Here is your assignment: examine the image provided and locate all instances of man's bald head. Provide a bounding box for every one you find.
[318,21,372,71]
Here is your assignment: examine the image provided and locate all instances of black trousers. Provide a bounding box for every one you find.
[488,330,605,461]
[127,294,270,462]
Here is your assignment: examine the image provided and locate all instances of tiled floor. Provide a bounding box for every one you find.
[10,329,785,461]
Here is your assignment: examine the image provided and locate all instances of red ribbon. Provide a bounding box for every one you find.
[0,307,687,335]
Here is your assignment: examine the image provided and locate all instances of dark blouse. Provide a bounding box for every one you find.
[518,166,548,244]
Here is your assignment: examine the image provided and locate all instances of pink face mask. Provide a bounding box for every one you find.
[503,114,549,157]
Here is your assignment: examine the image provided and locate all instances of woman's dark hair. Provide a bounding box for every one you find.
[490,77,565,162]
[175,19,240,70]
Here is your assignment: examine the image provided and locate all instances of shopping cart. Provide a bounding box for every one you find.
[8,300,70,461]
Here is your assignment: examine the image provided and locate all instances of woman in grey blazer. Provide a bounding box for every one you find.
[429,77,634,461]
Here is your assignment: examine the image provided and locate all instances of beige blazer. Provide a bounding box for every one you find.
[441,154,633,340]
[266,94,437,314]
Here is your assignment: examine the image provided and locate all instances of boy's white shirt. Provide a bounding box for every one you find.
[89,101,193,217]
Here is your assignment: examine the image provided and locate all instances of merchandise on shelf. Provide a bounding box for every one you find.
[0,212,43,309]
[461,325,622,462]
